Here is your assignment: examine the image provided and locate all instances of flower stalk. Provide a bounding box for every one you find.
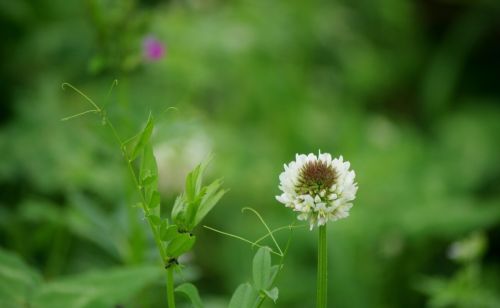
[275,152,357,308]
[317,225,327,308]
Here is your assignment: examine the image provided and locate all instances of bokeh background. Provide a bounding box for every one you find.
[1,0,500,307]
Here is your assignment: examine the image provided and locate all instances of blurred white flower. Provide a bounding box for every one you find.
[447,231,486,263]
[154,132,211,193]
[276,152,357,230]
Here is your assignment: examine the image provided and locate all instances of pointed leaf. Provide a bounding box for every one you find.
[185,164,202,201]
[228,283,258,308]
[185,198,203,231]
[184,156,211,202]
[140,143,158,183]
[175,283,204,308]
[194,156,212,195]
[148,191,160,209]
[194,179,227,226]
[130,114,154,161]
[139,143,160,216]
[253,247,272,290]
[171,194,188,231]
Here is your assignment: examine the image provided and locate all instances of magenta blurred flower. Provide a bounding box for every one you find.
[143,36,166,61]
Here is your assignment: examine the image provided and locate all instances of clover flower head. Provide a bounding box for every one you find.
[276,152,357,230]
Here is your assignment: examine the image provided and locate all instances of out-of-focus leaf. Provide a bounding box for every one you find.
[0,249,41,307]
[253,247,272,291]
[166,233,196,258]
[65,193,123,260]
[32,265,161,308]
[175,283,204,308]
[228,283,258,308]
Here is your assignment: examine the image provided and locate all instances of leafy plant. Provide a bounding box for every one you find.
[417,232,500,308]
[205,207,300,308]
[0,248,161,308]
[228,247,281,308]
[61,82,227,307]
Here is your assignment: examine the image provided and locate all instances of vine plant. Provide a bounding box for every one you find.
[62,81,298,307]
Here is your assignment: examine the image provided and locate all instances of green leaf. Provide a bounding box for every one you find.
[0,248,41,307]
[185,164,202,202]
[65,193,122,260]
[171,194,185,223]
[263,287,279,303]
[194,179,227,226]
[140,143,158,186]
[175,283,204,308]
[141,174,157,186]
[185,198,202,231]
[161,225,179,242]
[228,283,258,308]
[32,265,161,308]
[166,233,196,257]
[194,156,212,196]
[147,214,161,226]
[185,156,211,202]
[130,114,154,161]
[139,143,160,215]
[252,247,272,291]
[266,265,281,290]
[148,191,160,209]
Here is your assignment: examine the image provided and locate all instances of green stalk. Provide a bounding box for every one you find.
[167,266,176,308]
[317,225,327,308]
[63,84,176,306]
[108,119,174,306]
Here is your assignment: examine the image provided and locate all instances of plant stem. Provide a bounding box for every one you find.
[108,118,172,304]
[317,225,327,308]
[166,266,176,308]
[106,120,167,262]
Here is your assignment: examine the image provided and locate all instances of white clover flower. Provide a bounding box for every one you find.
[276,152,358,230]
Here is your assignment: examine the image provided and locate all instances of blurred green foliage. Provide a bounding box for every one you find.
[417,232,500,307]
[1,0,500,307]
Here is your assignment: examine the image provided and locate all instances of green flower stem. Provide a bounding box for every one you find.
[167,266,176,308]
[317,225,327,308]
